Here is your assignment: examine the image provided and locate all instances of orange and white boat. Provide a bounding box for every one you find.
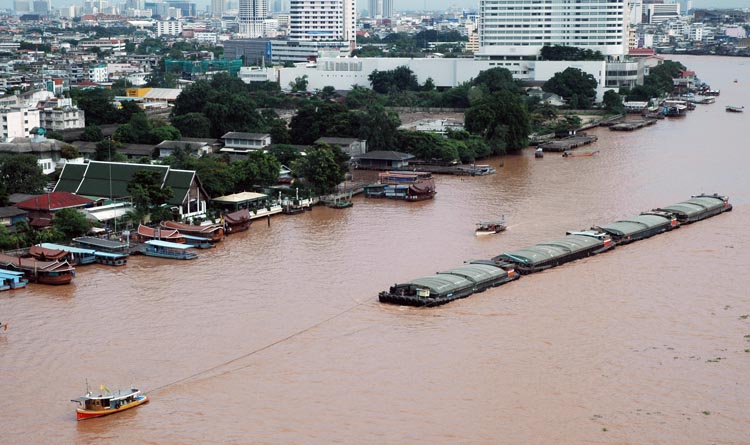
[71,384,149,421]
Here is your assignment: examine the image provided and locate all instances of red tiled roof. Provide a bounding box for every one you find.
[16,192,94,211]
[629,48,655,55]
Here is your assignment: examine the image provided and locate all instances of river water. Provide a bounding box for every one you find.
[2,55,749,444]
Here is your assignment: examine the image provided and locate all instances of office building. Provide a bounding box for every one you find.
[477,0,628,59]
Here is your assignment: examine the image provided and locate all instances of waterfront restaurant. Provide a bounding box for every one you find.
[212,191,283,220]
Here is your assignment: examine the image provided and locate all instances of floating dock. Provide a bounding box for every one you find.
[538,135,598,152]
[609,119,657,131]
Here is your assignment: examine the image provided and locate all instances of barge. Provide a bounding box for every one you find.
[36,243,97,265]
[492,231,613,275]
[223,209,252,234]
[656,193,732,224]
[365,171,436,201]
[378,262,518,307]
[595,212,678,245]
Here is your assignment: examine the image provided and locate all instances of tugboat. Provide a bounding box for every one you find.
[71,384,149,421]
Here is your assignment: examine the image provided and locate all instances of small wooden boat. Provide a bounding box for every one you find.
[71,385,149,421]
[0,321,7,331]
[726,105,744,113]
[534,148,544,158]
[562,150,599,158]
[327,199,353,209]
[476,219,507,236]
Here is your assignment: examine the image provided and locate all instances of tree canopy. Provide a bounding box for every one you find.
[540,45,605,61]
[0,154,47,194]
[542,67,598,109]
[53,208,92,239]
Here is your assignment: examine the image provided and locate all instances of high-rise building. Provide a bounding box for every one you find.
[477,0,628,59]
[14,0,31,15]
[368,0,392,18]
[239,0,268,38]
[289,0,355,46]
[211,0,224,17]
[32,0,49,14]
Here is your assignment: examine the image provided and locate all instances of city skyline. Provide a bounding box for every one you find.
[2,0,748,14]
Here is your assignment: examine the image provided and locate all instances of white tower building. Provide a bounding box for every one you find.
[368,0,392,19]
[289,0,356,47]
[239,0,268,38]
[477,0,628,59]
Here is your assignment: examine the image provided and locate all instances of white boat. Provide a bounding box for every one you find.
[726,105,744,113]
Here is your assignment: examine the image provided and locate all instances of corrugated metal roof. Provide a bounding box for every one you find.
[145,240,192,249]
[659,202,706,217]
[212,191,267,203]
[684,196,724,211]
[39,243,96,255]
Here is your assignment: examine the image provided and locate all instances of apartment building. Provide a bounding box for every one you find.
[38,98,86,132]
[289,0,355,47]
[1,107,41,141]
[238,0,267,38]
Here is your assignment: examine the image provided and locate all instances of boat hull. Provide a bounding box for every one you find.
[76,395,149,421]
[498,241,614,275]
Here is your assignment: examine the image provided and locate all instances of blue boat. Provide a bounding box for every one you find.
[142,240,198,260]
[0,268,28,290]
[93,251,128,266]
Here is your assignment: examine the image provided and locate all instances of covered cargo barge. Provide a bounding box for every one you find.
[595,212,678,245]
[379,262,518,307]
[656,193,732,224]
[492,231,613,275]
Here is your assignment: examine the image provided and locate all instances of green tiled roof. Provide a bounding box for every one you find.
[53,161,195,206]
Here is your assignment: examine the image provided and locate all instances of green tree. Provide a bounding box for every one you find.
[268,144,301,166]
[46,130,65,141]
[95,138,119,161]
[70,88,119,125]
[53,208,92,239]
[0,154,47,194]
[292,144,347,195]
[602,90,624,114]
[542,68,598,109]
[60,144,80,159]
[171,113,211,138]
[290,75,309,92]
[353,105,400,152]
[472,67,520,94]
[465,90,530,154]
[369,66,420,94]
[230,151,281,191]
[127,170,174,212]
[81,125,103,142]
[644,60,687,96]
[540,45,605,61]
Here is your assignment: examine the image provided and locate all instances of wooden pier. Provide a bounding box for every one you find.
[538,134,598,152]
[609,119,657,131]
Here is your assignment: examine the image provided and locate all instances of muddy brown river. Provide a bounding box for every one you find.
[1,55,749,444]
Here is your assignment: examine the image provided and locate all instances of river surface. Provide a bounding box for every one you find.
[2,55,749,444]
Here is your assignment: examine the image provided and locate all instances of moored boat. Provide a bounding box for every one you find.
[161,221,224,242]
[71,385,149,421]
[141,240,197,260]
[562,150,599,157]
[492,231,613,274]
[223,209,252,234]
[35,243,97,265]
[371,171,437,201]
[378,261,518,307]
[476,219,506,236]
[534,148,544,158]
[726,105,744,113]
[135,224,185,243]
[0,253,75,285]
[0,268,28,290]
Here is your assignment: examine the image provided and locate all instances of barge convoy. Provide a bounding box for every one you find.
[379,193,732,307]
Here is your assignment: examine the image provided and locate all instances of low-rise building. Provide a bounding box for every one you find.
[1,107,41,141]
[38,98,86,131]
[315,137,367,157]
[221,132,272,152]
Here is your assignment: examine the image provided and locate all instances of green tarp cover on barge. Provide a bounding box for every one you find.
[498,234,603,265]
[659,196,724,218]
[438,264,507,285]
[598,214,670,237]
[406,274,473,297]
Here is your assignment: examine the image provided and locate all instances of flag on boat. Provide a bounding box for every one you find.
[100,384,110,393]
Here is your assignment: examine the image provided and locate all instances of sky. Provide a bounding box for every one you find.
[1,0,747,15]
